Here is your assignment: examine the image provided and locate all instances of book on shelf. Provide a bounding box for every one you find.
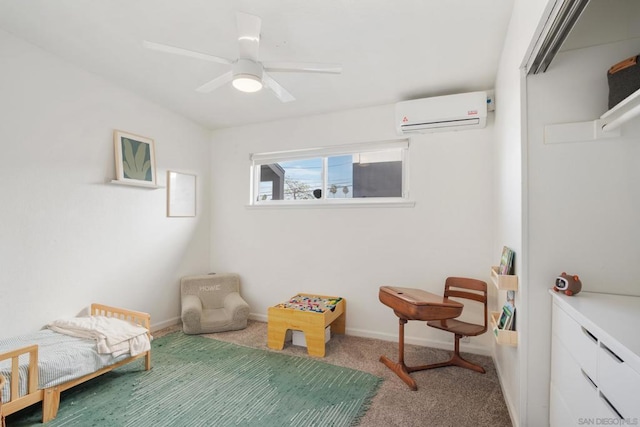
[508,307,516,331]
[498,246,515,275]
[497,293,517,331]
[504,306,517,330]
[497,303,513,330]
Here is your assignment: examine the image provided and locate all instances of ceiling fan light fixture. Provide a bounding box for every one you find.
[143,13,341,102]
[232,74,263,92]
[232,58,264,93]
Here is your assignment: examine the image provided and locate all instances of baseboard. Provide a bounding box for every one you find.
[249,312,492,357]
[492,352,519,427]
[151,316,181,332]
[250,313,268,322]
[346,326,492,356]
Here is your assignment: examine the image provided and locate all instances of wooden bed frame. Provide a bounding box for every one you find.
[0,303,151,423]
[0,373,6,427]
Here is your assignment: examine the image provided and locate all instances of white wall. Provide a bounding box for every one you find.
[492,0,552,425]
[209,103,497,352]
[0,29,211,337]
[493,20,525,427]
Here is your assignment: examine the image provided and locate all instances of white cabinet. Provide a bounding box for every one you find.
[597,341,640,417]
[549,291,640,426]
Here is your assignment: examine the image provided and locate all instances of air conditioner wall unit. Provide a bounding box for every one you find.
[395,91,488,134]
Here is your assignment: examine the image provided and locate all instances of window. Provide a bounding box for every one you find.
[250,139,410,206]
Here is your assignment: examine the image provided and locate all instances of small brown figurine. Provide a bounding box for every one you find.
[553,272,582,296]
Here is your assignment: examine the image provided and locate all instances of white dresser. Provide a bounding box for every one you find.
[549,290,640,426]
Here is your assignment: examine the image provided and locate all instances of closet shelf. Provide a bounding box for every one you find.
[490,266,518,291]
[544,87,640,144]
[600,87,640,132]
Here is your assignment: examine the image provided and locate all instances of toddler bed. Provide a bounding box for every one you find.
[0,303,151,423]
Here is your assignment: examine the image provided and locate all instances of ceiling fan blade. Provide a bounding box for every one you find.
[143,40,232,65]
[196,71,234,93]
[263,72,295,103]
[236,12,261,61]
[263,62,342,74]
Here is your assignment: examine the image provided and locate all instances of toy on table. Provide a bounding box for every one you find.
[274,295,343,313]
[553,272,582,296]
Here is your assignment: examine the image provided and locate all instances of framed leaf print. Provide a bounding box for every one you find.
[113,130,157,186]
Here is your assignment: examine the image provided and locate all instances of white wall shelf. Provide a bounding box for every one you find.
[490,266,519,291]
[109,179,161,189]
[544,87,640,144]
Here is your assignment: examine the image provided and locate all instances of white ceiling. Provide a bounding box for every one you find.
[561,0,640,52]
[0,0,514,130]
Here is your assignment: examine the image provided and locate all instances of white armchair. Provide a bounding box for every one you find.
[180,273,250,334]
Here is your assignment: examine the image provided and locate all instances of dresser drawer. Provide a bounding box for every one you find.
[552,302,598,378]
[597,341,640,419]
[551,334,600,420]
[549,382,576,427]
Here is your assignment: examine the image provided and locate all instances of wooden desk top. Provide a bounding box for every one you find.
[379,286,463,321]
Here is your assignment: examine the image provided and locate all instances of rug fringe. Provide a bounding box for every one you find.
[350,377,383,426]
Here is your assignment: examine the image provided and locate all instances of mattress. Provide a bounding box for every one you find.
[0,329,130,401]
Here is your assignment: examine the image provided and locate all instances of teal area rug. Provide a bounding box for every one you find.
[8,332,381,426]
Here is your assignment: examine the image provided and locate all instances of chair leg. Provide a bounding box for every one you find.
[447,334,486,373]
[408,334,486,374]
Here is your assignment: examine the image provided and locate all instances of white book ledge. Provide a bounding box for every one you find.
[109,179,161,189]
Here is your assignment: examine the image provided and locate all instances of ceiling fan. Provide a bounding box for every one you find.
[143,12,342,103]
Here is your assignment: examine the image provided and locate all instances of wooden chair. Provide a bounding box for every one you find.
[426,277,488,373]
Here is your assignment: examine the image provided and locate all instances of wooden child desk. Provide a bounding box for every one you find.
[379,286,463,390]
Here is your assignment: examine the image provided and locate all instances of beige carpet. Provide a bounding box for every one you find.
[159,321,512,427]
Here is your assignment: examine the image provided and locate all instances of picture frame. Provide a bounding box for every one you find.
[167,171,196,217]
[113,130,157,186]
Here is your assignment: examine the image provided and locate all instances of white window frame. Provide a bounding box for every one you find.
[249,139,414,208]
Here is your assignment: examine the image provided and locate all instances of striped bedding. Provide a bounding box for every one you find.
[0,329,131,401]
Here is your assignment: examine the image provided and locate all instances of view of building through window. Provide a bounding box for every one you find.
[255,147,404,202]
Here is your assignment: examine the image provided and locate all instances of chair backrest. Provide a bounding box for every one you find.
[443,276,488,330]
[181,273,241,309]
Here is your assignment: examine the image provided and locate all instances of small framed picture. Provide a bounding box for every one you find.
[113,130,157,186]
[167,171,196,217]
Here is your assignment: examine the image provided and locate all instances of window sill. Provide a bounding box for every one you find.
[246,199,416,209]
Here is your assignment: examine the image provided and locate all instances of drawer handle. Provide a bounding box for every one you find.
[601,343,624,363]
[599,391,623,419]
[580,369,597,390]
[581,326,597,343]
